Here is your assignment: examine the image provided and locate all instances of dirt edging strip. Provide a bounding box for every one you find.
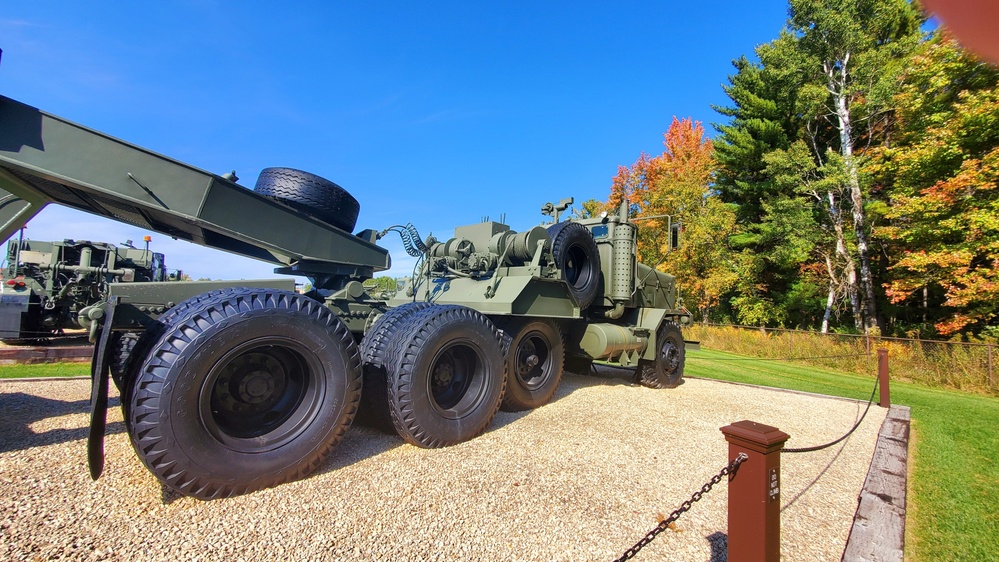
[0,345,92,365]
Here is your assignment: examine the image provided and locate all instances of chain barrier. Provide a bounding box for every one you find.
[613,453,748,562]
[783,374,880,454]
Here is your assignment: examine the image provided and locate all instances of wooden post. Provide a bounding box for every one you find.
[988,344,994,388]
[721,420,790,562]
[878,348,890,408]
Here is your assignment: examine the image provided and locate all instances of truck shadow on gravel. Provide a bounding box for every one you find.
[314,369,642,477]
[490,367,648,431]
[0,392,125,454]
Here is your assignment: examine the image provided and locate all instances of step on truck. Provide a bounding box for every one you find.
[0,95,693,499]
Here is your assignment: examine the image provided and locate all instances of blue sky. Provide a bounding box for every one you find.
[1,1,790,280]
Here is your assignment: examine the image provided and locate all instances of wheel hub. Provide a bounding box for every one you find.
[433,357,455,387]
[661,341,679,373]
[239,370,277,404]
[515,335,551,389]
[517,339,541,377]
[213,352,290,417]
[428,344,479,412]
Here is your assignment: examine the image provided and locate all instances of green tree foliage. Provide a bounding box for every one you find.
[606,1,999,341]
[714,0,923,332]
[573,198,606,220]
[872,35,999,337]
[607,118,738,321]
[714,32,839,328]
[714,32,809,224]
[787,0,923,332]
[365,276,401,293]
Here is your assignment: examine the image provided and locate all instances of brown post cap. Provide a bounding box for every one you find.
[721,420,791,454]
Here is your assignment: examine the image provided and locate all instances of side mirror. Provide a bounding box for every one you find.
[670,222,682,251]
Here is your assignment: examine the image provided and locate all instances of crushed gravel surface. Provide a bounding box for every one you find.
[0,371,886,561]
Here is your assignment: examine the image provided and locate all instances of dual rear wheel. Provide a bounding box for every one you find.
[359,306,568,445]
[119,291,567,499]
[497,319,565,412]
[377,305,506,448]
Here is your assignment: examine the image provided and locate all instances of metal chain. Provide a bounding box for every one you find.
[613,452,749,562]
[783,374,879,453]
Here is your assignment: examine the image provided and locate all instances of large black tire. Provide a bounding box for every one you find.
[109,332,139,393]
[356,302,433,433]
[498,319,564,411]
[119,287,251,420]
[546,221,601,309]
[254,167,360,233]
[637,321,685,389]
[127,288,362,499]
[384,305,505,448]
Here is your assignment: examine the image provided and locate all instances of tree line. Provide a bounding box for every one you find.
[584,0,999,341]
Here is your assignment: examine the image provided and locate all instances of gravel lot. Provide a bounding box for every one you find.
[0,371,886,561]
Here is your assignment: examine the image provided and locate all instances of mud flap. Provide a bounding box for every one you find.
[87,298,118,480]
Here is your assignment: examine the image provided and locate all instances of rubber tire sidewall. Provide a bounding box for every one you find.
[109,332,138,393]
[499,319,564,412]
[253,167,360,233]
[128,290,361,499]
[547,221,601,310]
[357,301,433,433]
[638,321,685,389]
[386,305,505,448]
[120,287,258,426]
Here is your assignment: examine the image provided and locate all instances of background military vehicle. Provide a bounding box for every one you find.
[0,236,180,341]
[0,95,692,500]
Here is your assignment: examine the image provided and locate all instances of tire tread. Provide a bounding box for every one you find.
[127,288,361,499]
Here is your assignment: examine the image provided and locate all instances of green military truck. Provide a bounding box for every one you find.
[0,237,180,341]
[0,95,693,500]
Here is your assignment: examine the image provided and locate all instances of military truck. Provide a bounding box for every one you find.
[0,236,181,341]
[0,95,692,500]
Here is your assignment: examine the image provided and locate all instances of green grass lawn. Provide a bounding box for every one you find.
[2,355,996,560]
[0,362,89,379]
[687,348,999,562]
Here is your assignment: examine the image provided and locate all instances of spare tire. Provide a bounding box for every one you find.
[254,167,360,233]
[546,221,601,309]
